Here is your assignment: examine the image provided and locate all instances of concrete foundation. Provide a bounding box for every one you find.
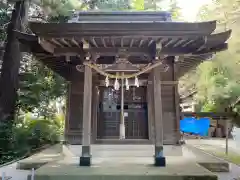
[27,155,217,180]
[25,144,228,180]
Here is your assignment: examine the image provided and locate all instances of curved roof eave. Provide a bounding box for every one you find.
[191,30,231,55]
[177,54,212,78]
[29,20,216,37]
[206,30,232,48]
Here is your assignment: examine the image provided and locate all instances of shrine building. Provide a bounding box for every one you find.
[17,11,231,166]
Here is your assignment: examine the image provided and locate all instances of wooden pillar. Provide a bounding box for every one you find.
[80,66,92,166]
[91,84,99,143]
[173,62,181,144]
[64,82,71,142]
[152,66,166,167]
[147,77,154,142]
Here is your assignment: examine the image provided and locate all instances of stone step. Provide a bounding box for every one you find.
[27,158,218,180]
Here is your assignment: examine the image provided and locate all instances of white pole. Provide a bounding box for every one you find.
[225,119,229,155]
[120,72,125,139]
[2,172,6,180]
[31,168,35,180]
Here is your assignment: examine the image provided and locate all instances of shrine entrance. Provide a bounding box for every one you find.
[97,86,148,140]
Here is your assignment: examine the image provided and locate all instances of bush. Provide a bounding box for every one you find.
[0,114,63,164]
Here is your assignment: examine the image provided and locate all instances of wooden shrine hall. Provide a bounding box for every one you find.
[17,11,231,166]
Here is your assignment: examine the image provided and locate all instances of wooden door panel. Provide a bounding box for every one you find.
[97,86,148,140]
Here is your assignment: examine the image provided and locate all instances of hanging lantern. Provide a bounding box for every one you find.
[105,76,109,87]
[125,78,129,90]
[114,77,120,90]
[134,76,139,87]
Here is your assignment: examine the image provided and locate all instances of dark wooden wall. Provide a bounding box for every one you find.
[65,80,84,144]
[65,73,98,144]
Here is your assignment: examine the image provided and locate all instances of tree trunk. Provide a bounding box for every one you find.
[0,0,29,123]
[0,0,29,162]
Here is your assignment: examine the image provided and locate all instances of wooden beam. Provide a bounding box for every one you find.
[121,37,124,47]
[51,38,64,47]
[139,39,145,47]
[130,39,134,47]
[164,38,176,47]
[38,37,55,53]
[181,39,195,47]
[173,39,185,48]
[110,37,115,47]
[60,38,71,47]
[71,38,80,47]
[182,111,234,118]
[195,43,228,55]
[97,79,178,86]
[52,46,223,57]
[195,36,207,52]
[101,37,107,47]
[148,39,154,47]
[91,37,98,47]
[82,38,90,49]
[54,47,151,56]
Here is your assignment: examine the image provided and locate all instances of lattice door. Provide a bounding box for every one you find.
[97,87,121,139]
[97,86,148,139]
[124,87,148,139]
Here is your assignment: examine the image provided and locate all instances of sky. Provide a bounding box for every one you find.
[178,0,211,21]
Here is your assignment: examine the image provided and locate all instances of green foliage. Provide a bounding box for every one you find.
[18,56,67,117]
[0,113,63,164]
[168,0,181,20]
[0,120,14,163]
[94,0,131,10]
[0,2,67,164]
[0,2,10,41]
[132,0,144,10]
[193,59,240,112]
[232,105,240,127]
[132,0,182,20]
[179,0,240,126]
[31,0,81,16]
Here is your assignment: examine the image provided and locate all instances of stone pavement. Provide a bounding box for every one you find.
[186,139,240,154]
[33,145,218,180]
[0,143,240,180]
[186,139,240,180]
